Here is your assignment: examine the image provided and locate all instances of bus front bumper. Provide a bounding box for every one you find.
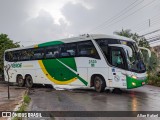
[126,76,147,89]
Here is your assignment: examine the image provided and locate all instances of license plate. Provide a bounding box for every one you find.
[142,82,145,85]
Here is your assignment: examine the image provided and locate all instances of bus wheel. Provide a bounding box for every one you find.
[94,76,106,93]
[17,75,25,87]
[26,75,33,88]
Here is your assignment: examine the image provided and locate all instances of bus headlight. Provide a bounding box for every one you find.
[132,75,137,79]
[132,82,136,86]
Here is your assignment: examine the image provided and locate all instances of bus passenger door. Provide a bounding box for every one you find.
[108,47,127,88]
[109,67,126,88]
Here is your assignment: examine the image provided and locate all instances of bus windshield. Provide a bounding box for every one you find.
[120,40,146,73]
[95,39,146,73]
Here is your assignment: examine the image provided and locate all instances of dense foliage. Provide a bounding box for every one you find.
[0,33,20,73]
[114,29,150,48]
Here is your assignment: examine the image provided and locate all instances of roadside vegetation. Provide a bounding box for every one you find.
[0,33,20,79]
[17,94,31,112]
[148,75,160,87]
[12,91,31,120]
[114,29,160,87]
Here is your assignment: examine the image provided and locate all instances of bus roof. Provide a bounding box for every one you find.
[5,34,135,52]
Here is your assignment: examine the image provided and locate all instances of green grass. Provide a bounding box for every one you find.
[12,117,20,120]
[16,94,31,112]
[12,93,31,120]
[23,94,31,104]
[17,103,27,112]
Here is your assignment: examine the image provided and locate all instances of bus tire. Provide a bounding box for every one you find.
[25,75,33,88]
[17,75,25,87]
[94,76,106,92]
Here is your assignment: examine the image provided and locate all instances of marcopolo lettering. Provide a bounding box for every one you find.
[11,63,22,68]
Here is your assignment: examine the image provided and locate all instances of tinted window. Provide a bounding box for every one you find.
[108,47,126,69]
[5,52,13,62]
[59,43,77,58]
[6,41,101,61]
[6,48,47,61]
[12,51,21,61]
[46,46,60,59]
[5,52,8,61]
[31,48,45,60]
[96,39,119,46]
[20,50,32,61]
[77,41,100,59]
[5,51,21,62]
[108,39,119,44]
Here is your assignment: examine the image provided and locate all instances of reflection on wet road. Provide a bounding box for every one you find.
[27,85,160,120]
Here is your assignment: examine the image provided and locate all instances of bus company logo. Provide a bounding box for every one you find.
[114,75,120,82]
[11,63,22,68]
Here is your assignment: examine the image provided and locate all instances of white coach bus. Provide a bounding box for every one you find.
[4,34,151,92]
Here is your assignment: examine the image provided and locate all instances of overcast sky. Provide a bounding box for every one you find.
[0,0,160,47]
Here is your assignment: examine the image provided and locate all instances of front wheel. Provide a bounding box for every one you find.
[94,76,106,92]
[25,75,33,88]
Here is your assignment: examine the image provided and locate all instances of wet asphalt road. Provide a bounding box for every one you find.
[27,85,160,120]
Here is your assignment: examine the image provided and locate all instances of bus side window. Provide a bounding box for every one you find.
[96,39,119,54]
[12,51,20,62]
[6,51,16,62]
[96,39,119,46]
[65,43,77,57]
[32,48,45,60]
[5,52,10,61]
[77,41,100,59]
[59,44,70,57]
[5,52,13,62]
[46,46,60,59]
[21,50,32,61]
[109,48,125,69]
[60,43,77,58]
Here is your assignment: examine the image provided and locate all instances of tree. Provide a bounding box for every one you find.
[114,29,150,48]
[114,29,132,38]
[114,29,158,73]
[0,33,20,74]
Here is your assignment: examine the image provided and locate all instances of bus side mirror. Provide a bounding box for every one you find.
[139,47,151,58]
[122,45,133,58]
[126,47,133,58]
[108,44,133,57]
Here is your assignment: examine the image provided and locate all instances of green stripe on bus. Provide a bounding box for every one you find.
[37,41,88,85]
[42,58,77,81]
[41,58,88,86]
[38,41,63,47]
